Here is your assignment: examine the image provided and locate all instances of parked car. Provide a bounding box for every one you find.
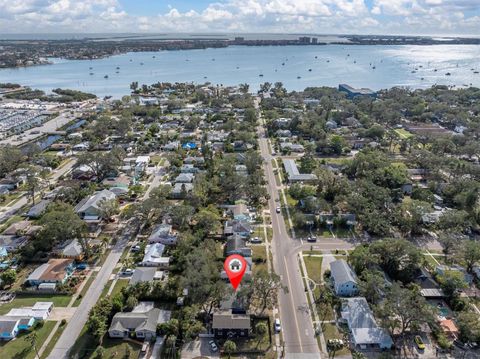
[120,268,134,276]
[274,318,281,332]
[209,340,218,352]
[131,245,141,252]
[415,335,426,350]
[250,237,262,243]
[307,236,317,242]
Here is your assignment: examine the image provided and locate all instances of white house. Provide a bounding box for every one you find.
[330,259,359,297]
[139,243,170,268]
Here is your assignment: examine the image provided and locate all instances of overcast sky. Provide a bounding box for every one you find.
[0,0,479,36]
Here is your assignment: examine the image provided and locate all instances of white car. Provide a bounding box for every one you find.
[274,318,282,332]
[276,206,281,213]
[250,237,262,244]
[208,340,218,352]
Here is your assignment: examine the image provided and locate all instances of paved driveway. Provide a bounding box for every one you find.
[181,338,220,359]
[47,307,76,321]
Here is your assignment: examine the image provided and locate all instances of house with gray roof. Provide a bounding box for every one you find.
[129,267,165,285]
[340,297,393,350]
[224,235,252,258]
[109,302,171,340]
[330,259,359,297]
[212,311,251,338]
[171,183,194,199]
[224,220,251,239]
[282,159,318,183]
[74,189,117,221]
[148,224,178,245]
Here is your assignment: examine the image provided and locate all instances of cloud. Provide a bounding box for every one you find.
[0,0,478,35]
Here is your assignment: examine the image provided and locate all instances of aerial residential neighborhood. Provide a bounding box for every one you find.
[0,77,479,359]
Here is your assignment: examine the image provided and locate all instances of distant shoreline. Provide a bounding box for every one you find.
[2,35,480,69]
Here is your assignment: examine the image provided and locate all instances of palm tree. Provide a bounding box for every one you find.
[239,83,249,94]
[27,331,40,359]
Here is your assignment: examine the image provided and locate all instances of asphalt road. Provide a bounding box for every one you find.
[47,225,132,359]
[257,119,320,356]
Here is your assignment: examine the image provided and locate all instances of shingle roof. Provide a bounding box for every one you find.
[130,267,156,285]
[212,312,251,330]
[330,259,358,285]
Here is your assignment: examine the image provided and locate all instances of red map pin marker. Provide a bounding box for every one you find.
[224,254,247,290]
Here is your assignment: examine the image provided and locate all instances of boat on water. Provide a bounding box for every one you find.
[116,66,120,70]
[89,73,94,75]
[152,56,156,58]
[326,60,330,63]
[434,69,438,72]
[308,69,312,72]
[445,72,451,76]
[315,56,318,59]
[297,76,301,79]
[259,74,264,77]
[474,71,479,74]
[104,75,109,79]
[282,63,285,66]
[140,62,144,65]
[411,71,416,73]
[353,60,356,63]
[116,71,119,74]
[89,67,93,70]
[372,66,376,69]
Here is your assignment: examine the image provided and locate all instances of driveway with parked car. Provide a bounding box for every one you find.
[181,338,220,359]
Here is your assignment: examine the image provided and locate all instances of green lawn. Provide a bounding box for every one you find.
[0,294,71,315]
[303,255,323,284]
[394,128,414,139]
[110,279,129,298]
[0,321,56,359]
[252,245,268,274]
[70,325,141,359]
[40,322,65,359]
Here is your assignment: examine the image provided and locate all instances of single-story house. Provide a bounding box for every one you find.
[282,159,317,183]
[212,311,251,338]
[25,258,75,287]
[0,317,34,340]
[139,244,170,268]
[109,302,171,341]
[129,267,165,285]
[340,297,393,350]
[75,189,117,220]
[148,224,178,245]
[26,199,52,219]
[330,259,359,297]
[54,239,84,260]
[7,302,53,321]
